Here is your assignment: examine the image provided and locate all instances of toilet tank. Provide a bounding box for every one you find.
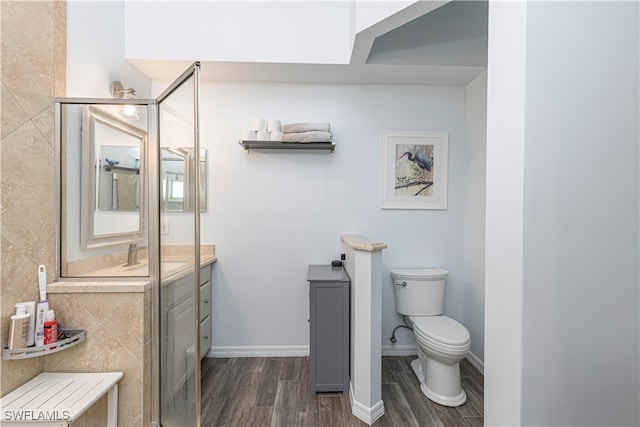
[390,268,448,316]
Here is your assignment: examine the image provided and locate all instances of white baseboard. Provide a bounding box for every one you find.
[206,345,483,377]
[209,345,412,358]
[381,344,418,356]
[208,345,309,358]
[349,383,385,425]
[466,351,484,375]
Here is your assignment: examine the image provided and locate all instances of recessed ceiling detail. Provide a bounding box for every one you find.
[366,1,488,67]
[127,0,488,85]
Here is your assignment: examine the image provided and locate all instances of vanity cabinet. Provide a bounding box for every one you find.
[307,265,350,394]
[161,262,214,402]
[199,264,212,359]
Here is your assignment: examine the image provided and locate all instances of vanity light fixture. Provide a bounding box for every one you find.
[111,81,136,99]
[111,81,139,120]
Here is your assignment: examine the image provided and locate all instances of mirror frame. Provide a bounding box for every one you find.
[81,105,147,249]
[161,147,207,212]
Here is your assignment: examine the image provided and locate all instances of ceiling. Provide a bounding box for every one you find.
[130,1,488,86]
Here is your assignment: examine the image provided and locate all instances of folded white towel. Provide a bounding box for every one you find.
[282,131,332,143]
[283,122,330,133]
[270,131,283,141]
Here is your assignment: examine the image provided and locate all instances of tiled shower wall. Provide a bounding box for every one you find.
[1,6,149,425]
[0,0,66,394]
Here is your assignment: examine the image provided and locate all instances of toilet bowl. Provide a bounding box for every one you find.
[390,268,470,407]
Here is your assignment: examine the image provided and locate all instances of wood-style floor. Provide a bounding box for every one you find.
[201,356,483,426]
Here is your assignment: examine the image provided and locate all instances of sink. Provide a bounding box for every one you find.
[123,261,149,272]
[161,262,189,275]
[96,260,194,278]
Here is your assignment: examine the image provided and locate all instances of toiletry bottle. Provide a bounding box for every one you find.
[35,300,49,347]
[43,309,58,345]
[15,301,36,346]
[8,306,30,349]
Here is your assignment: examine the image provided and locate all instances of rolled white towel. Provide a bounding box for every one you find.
[256,130,270,140]
[283,122,330,133]
[282,131,332,143]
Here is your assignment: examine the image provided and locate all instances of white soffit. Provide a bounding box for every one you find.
[129,58,485,86]
[127,0,487,85]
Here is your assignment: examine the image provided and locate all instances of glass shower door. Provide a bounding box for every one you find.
[156,63,201,426]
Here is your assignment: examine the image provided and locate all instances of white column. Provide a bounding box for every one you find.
[341,234,387,425]
[484,1,527,425]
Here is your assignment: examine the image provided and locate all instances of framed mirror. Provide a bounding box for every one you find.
[81,106,147,249]
[161,147,207,212]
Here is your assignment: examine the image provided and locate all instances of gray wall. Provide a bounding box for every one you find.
[521,2,639,425]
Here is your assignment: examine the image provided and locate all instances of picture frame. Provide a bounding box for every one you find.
[380,131,448,210]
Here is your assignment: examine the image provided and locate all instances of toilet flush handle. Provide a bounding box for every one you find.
[396,281,408,287]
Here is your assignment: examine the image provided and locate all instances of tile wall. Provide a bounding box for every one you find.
[1,0,65,394]
[1,3,149,426]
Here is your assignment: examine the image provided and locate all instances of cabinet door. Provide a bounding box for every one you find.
[200,264,211,285]
[199,280,211,323]
[310,283,348,392]
[166,295,196,396]
[200,316,211,359]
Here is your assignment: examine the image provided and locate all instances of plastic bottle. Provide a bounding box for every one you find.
[35,301,49,347]
[43,309,58,345]
[15,301,36,346]
[8,306,30,349]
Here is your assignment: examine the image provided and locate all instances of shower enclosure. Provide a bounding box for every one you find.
[55,63,202,426]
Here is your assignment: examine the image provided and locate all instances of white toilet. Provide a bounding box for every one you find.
[390,268,470,407]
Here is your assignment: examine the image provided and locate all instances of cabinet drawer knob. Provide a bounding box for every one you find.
[204,335,209,340]
[204,299,210,303]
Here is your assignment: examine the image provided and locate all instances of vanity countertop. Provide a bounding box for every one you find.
[48,255,216,294]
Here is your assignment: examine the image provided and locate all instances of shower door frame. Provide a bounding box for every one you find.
[151,61,202,427]
[54,62,202,427]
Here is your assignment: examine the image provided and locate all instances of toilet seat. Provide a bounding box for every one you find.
[411,316,470,348]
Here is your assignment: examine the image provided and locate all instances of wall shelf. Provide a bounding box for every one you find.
[2,329,86,360]
[238,140,335,154]
[104,165,140,174]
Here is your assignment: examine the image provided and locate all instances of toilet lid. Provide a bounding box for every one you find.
[412,316,470,346]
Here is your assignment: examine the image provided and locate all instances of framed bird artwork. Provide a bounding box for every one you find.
[380,131,448,209]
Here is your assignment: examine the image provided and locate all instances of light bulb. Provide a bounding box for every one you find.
[122,105,138,118]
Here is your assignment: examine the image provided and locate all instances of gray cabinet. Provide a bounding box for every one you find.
[199,264,212,359]
[307,265,350,394]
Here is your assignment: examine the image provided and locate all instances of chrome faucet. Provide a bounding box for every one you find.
[127,243,139,266]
